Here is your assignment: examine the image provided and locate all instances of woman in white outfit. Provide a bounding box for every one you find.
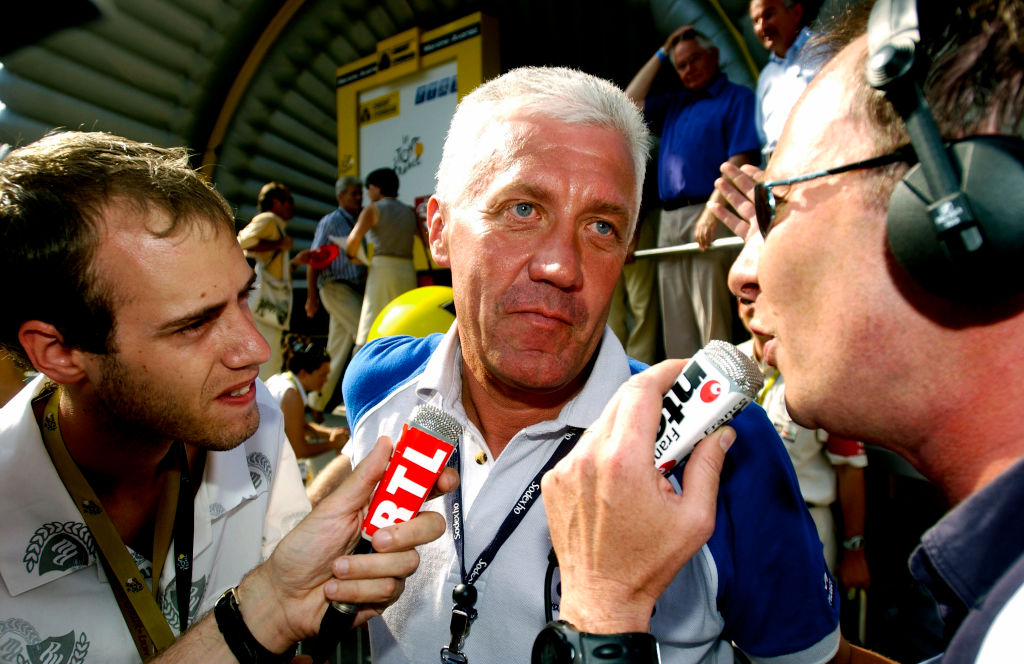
[264,337,349,486]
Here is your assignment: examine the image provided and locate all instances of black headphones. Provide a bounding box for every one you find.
[866,0,1024,303]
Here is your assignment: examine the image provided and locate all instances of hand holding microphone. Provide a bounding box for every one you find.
[307,405,462,662]
[542,342,759,635]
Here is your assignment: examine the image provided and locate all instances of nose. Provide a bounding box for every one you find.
[728,224,763,304]
[225,299,271,369]
[528,220,584,290]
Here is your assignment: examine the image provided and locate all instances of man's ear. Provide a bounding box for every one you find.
[18,321,90,385]
[426,196,451,268]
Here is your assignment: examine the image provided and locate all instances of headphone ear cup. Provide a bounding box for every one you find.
[886,137,1024,302]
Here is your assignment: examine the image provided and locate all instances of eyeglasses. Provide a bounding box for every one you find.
[754,146,914,239]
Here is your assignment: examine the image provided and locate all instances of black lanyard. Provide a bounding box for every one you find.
[440,427,582,663]
[39,388,198,657]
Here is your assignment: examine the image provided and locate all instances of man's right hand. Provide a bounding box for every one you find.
[236,438,458,651]
[542,360,733,634]
[709,162,763,238]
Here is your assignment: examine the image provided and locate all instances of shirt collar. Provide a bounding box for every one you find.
[336,206,357,223]
[0,376,263,596]
[910,456,1024,617]
[414,323,632,432]
[704,72,729,97]
[770,26,814,65]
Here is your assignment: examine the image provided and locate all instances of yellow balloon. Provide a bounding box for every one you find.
[367,286,456,340]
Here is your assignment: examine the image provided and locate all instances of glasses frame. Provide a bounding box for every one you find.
[754,146,914,239]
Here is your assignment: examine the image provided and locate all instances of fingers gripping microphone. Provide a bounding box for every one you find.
[654,340,763,475]
[308,405,462,663]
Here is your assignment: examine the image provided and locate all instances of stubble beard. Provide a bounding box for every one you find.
[96,353,260,451]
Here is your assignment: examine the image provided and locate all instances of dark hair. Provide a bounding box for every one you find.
[365,168,400,197]
[0,130,235,360]
[283,334,330,374]
[817,0,1024,151]
[257,181,293,212]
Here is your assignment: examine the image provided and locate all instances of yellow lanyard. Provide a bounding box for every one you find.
[39,388,187,658]
[755,368,780,406]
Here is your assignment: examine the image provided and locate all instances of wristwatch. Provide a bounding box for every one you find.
[532,620,659,664]
[215,587,297,664]
[842,535,866,551]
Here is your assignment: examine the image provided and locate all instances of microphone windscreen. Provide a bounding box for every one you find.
[702,340,764,398]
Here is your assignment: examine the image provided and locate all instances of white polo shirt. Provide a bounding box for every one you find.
[0,376,310,663]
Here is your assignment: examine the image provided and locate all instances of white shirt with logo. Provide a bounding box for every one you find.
[0,376,310,663]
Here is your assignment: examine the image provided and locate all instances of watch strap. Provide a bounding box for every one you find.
[215,587,297,664]
[843,535,866,551]
[579,630,659,663]
[534,620,659,664]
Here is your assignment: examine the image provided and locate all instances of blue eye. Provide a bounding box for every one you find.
[512,202,534,217]
[593,220,614,236]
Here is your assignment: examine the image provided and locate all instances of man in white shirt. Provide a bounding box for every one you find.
[0,131,450,663]
[345,66,840,664]
[749,0,821,161]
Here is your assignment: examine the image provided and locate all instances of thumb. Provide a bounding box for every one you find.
[677,426,734,533]
[323,436,393,510]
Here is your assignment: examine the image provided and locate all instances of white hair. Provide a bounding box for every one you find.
[434,66,650,210]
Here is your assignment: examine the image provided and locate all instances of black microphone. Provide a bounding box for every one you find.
[306,405,462,663]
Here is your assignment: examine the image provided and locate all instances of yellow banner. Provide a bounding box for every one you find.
[359,91,400,126]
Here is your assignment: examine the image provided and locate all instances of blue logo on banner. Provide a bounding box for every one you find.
[415,76,457,105]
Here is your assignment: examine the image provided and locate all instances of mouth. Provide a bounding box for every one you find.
[762,337,779,368]
[218,374,259,402]
[748,320,774,341]
[512,307,575,326]
[228,385,252,397]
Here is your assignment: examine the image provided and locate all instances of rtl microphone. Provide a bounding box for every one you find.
[654,340,763,475]
[308,405,462,663]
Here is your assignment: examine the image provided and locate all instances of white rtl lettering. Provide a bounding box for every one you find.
[369,500,415,530]
[386,465,429,498]
[402,445,447,473]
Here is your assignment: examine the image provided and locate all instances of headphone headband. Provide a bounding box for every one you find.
[864,0,1023,304]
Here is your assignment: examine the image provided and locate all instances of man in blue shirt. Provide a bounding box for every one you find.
[626,27,760,359]
[305,176,367,415]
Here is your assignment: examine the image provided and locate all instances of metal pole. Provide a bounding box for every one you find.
[632,236,744,259]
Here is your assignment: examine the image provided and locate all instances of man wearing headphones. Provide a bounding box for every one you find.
[539,1,1024,662]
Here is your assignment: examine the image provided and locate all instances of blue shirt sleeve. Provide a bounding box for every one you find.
[725,86,761,159]
[311,212,331,251]
[708,404,840,658]
[643,94,670,136]
[342,334,443,427]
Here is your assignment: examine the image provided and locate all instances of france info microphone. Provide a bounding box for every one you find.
[654,340,763,475]
[308,405,462,663]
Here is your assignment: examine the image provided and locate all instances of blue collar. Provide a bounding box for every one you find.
[703,72,729,97]
[910,456,1024,620]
